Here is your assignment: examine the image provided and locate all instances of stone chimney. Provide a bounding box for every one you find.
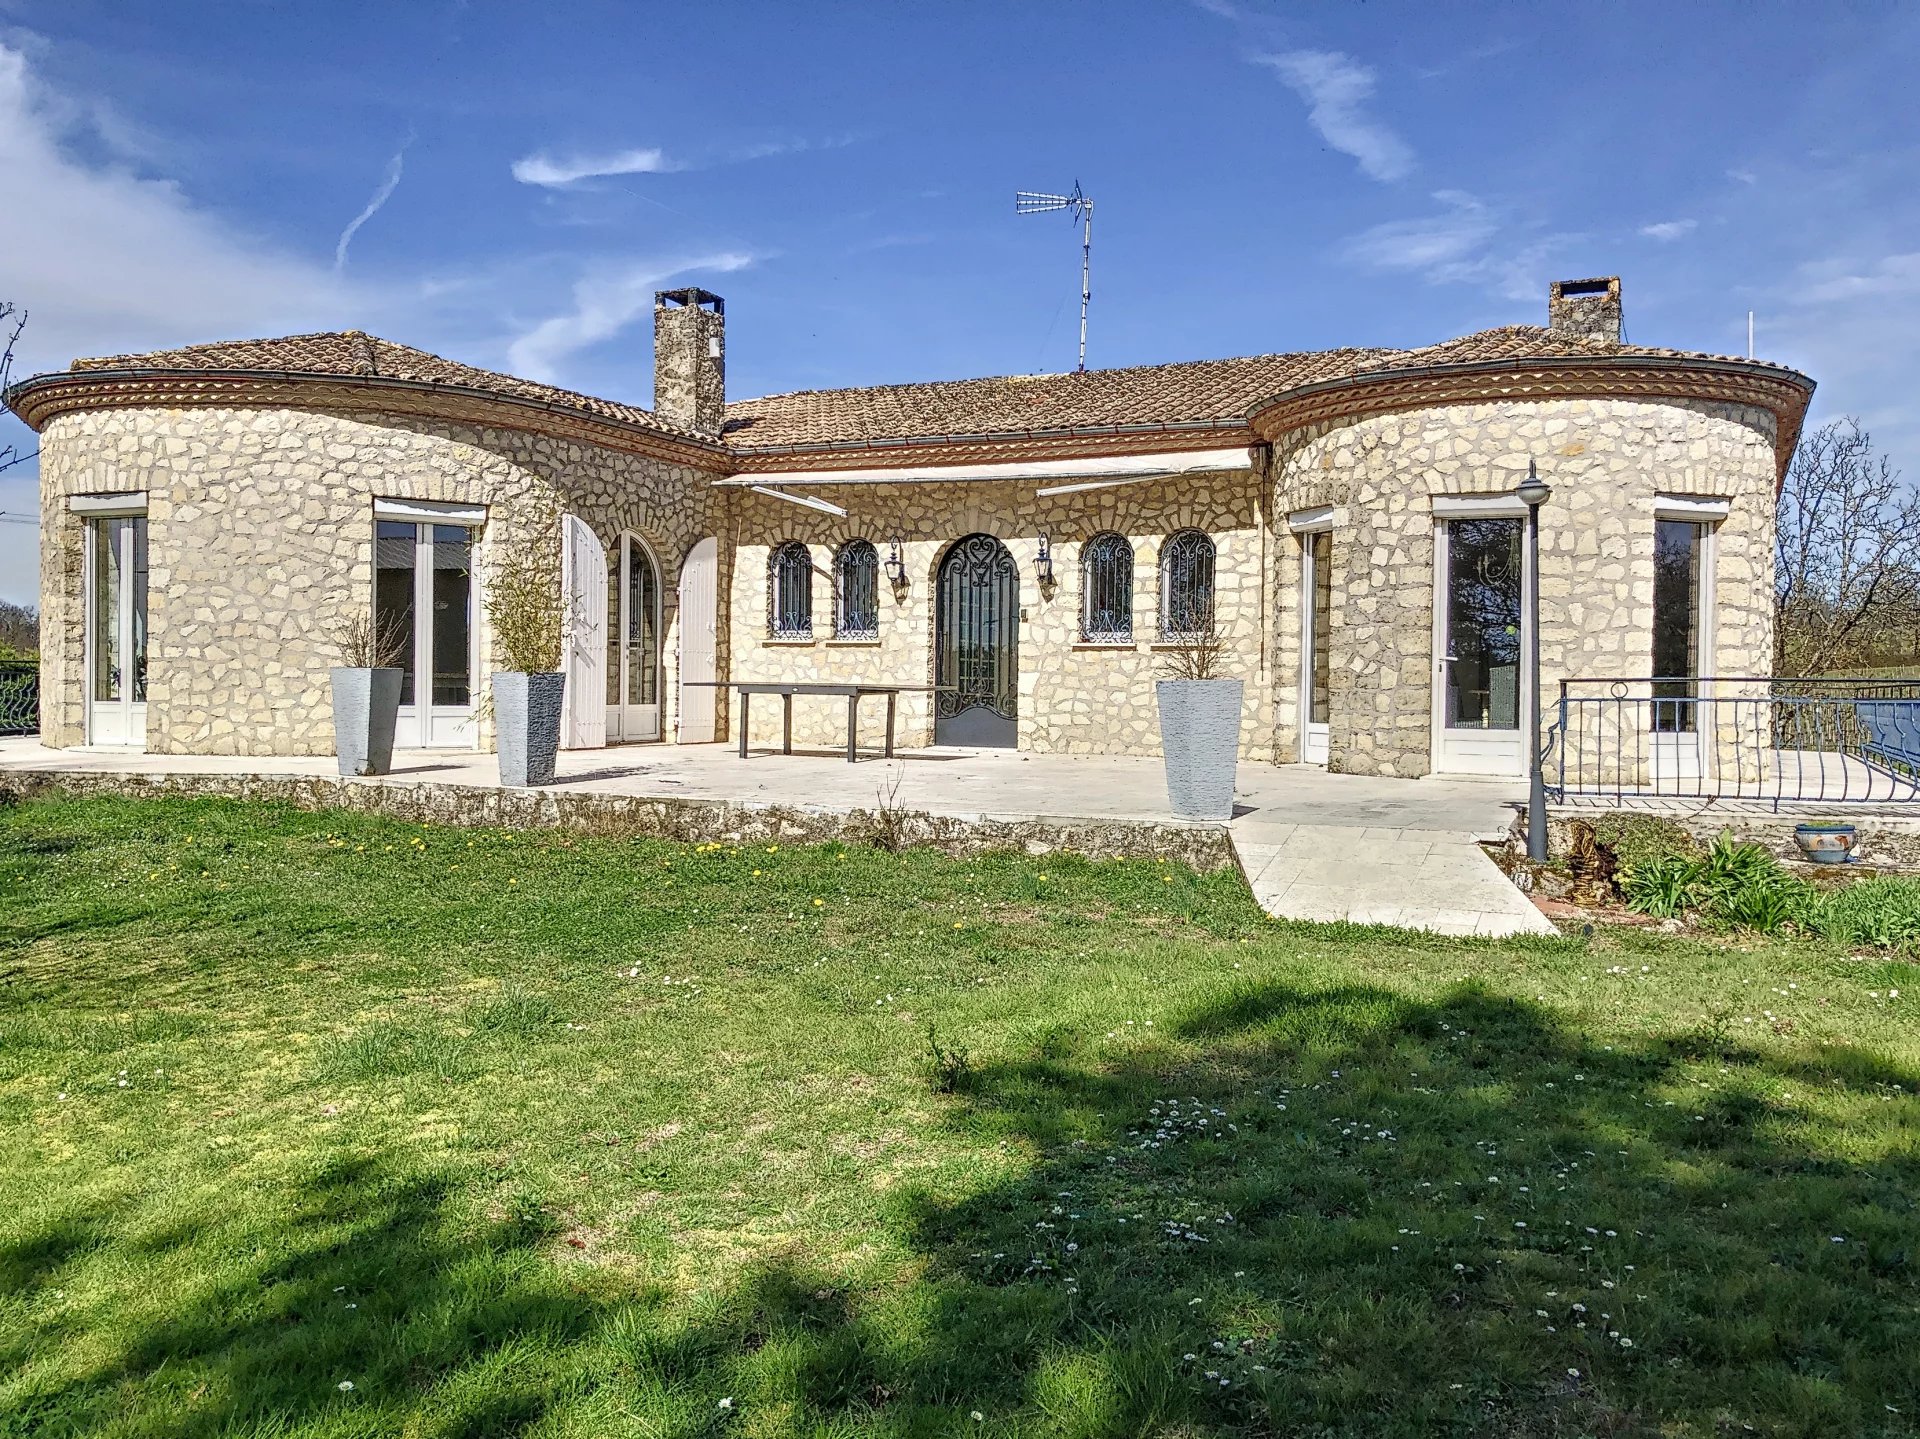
[653,288,725,434]
[1548,276,1622,346]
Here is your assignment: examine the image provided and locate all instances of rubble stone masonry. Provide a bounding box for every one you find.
[1266,396,1778,776]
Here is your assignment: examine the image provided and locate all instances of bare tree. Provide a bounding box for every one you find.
[1775,417,1920,675]
[0,301,32,475]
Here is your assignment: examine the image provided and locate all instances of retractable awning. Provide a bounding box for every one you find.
[713,445,1252,494]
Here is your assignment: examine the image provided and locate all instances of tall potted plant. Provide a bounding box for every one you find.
[1155,610,1243,821]
[328,611,405,777]
[483,522,568,788]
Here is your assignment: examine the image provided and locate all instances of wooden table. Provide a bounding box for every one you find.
[729,682,908,762]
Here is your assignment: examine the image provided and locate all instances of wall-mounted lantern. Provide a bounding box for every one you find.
[884,538,907,588]
[1036,533,1056,589]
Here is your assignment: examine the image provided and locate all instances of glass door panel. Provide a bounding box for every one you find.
[1435,517,1525,775]
[86,516,148,746]
[379,519,475,748]
[606,536,661,742]
[375,521,418,706]
[1300,530,1331,764]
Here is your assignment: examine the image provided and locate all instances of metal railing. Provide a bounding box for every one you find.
[0,659,38,736]
[1545,676,1920,807]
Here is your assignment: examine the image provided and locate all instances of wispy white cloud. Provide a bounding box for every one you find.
[1253,49,1414,182]
[1727,167,1759,185]
[334,140,410,272]
[1639,218,1697,242]
[1342,190,1573,302]
[730,133,858,163]
[1347,190,1496,271]
[512,133,856,188]
[0,42,354,376]
[511,146,677,187]
[0,38,369,601]
[1793,252,1920,306]
[506,252,753,384]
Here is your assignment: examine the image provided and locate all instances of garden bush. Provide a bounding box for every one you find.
[1621,831,1810,934]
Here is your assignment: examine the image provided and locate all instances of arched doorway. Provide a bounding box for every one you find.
[935,534,1019,747]
[607,534,662,742]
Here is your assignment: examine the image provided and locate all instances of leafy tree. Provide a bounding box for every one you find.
[1775,417,1920,674]
[0,600,36,658]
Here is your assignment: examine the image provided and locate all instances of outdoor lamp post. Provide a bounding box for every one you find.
[1517,461,1553,862]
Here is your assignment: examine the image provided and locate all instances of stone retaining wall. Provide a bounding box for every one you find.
[0,768,1237,871]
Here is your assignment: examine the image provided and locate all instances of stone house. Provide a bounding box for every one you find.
[6,276,1813,779]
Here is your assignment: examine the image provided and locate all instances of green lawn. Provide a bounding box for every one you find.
[1,794,1915,1438]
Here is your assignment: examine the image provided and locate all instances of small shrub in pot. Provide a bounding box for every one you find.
[1154,613,1242,821]
[328,611,405,777]
[484,522,568,788]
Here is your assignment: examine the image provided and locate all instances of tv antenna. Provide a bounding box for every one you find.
[1016,183,1094,373]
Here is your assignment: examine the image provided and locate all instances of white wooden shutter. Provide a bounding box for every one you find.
[678,536,719,742]
[560,514,608,749]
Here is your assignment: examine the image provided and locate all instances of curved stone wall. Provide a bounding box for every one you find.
[1266,396,1779,776]
[37,405,726,753]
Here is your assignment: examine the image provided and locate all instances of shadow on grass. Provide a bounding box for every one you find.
[7,985,1917,1437]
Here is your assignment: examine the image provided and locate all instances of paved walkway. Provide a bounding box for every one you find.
[0,738,1552,937]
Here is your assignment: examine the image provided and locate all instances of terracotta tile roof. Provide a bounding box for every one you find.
[63,323,1805,457]
[69,330,715,444]
[719,325,1802,451]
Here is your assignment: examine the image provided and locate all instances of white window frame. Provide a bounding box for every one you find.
[377,513,482,749]
[81,508,150,749]
[1294,512,1334,765]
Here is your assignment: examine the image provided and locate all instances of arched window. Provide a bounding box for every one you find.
[834,540,880,640]
[1159,529,1217,640]
[768,542,813,638]
[1081,532,1133,642]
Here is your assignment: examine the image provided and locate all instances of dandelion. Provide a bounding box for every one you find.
[718,1396,734,1410]
[338,1380,355,1392]
[971,1412,984,1422]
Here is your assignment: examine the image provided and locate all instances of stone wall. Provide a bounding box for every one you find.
[36,406,729,754]
[1267,397,1779,777]
[722,471,1274,758]
[0,768,1238,871]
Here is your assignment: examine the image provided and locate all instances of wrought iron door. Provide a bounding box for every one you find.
[935,534,1019,747]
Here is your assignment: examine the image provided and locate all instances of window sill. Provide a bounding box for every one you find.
[1072,640,1140,651]
[826,638,882,647]
[1149,639,1220,651]
[762,636,817,647]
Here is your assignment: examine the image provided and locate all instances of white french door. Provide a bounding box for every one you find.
[606,535,662,743]
[86,515,148,747]
[1433,515,1529,776]
[1298,528,1331,765]
[375,520,476,748]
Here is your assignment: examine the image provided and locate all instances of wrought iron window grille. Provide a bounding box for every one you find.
[1081,531,1133,643]
[1158,529,1216,641]
[834,539,881,641]
[768,541,813,639]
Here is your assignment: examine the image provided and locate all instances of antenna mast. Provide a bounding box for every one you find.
[1016,183,1095,372]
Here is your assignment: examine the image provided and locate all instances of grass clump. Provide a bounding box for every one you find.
[1622,830,1811,932]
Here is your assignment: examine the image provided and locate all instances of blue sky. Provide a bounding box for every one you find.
[4,0,1919,602]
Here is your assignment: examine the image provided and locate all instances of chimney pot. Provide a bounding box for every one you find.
[654,287,726,433]
[1548,276,1622,346]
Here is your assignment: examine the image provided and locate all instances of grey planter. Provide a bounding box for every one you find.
[1156,678,1244,820]
[330,666,402,777]
[494,671,566,788]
